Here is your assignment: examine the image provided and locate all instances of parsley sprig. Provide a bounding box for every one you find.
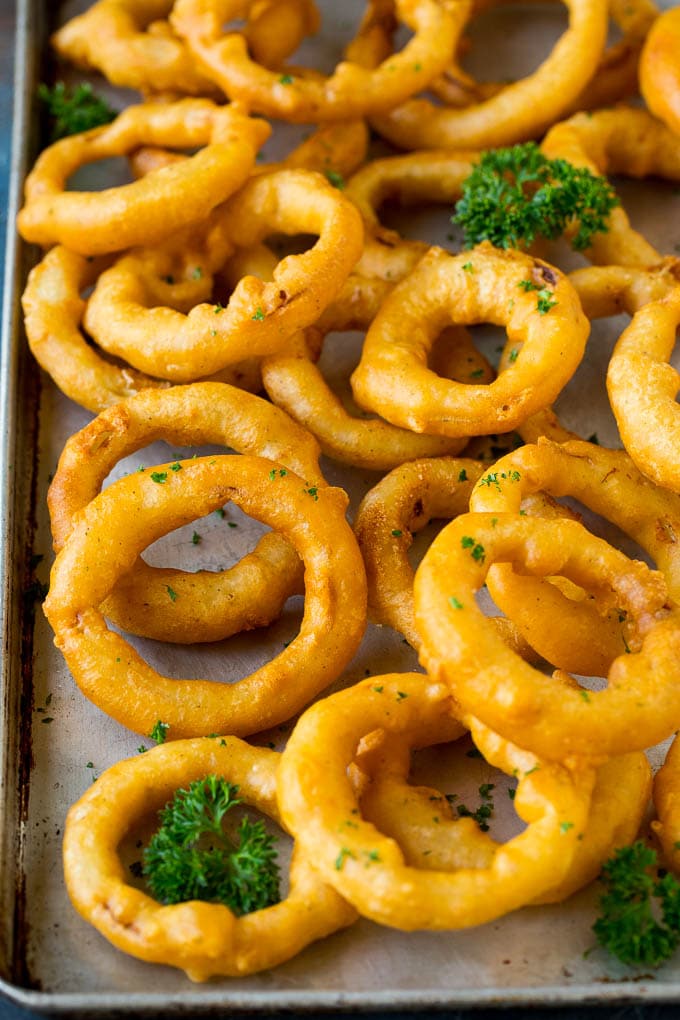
[143,775,280,915]
[593,841,680,967]
[452,142,619,251]
[38,82,116,142]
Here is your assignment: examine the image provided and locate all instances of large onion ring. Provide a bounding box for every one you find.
[277,673,595,930]
[357,722,650,906]
[17,100,269,255]
[48,383,324,644]
[370,0,608,150]
[607,287,680,495]
[44,456,367,738]
[414,513,680,762]
[84,168,364,381]
[351,244,589,438]
[170,0,462,123]
[63,738,356,981]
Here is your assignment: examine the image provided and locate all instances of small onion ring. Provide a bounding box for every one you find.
[277,673,595,930]
[44,455,367,738]
[170,0,462,123]
[370,0,608,150]
[607,287,680,495]
[21,245,264,413]
[17,100,269,255]
[48,383,325,644]
[640,7,680,138]
[346,150,478,282]
[469,438,680,675]
[84,168,364,382]
[541,107,680,266]
[414,512,680,763]
[350,244,589,438]
[63,738,356,981]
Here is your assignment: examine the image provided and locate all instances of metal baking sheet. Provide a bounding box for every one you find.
[2,0,680,1012]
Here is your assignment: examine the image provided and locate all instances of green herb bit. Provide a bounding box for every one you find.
[227,521,238,529]
[268,468,288,480]
[458,468,468,482]
[137,745,148,754]
[165,585,178,603]
[38,82,116,141]
[462,262,474,272]
[536,289,558,315]
[279,73,294,85]
[150,720,170,745]
[305,486,319,500]
[335,847,355,871]
[451,141,619,251]
[448,596,464,610]
[396,691,408,701]
[170,462,182,472]
[391,529,403,537]
[593,841,680,967]
[215,508,226,519]
[214,303,225,314]
[324,170,345,190]
[150,471,168,484]
[192,266,203,279]
[508,348,519,363]
[251,307,265,321]
[460,535,485,563]
[372,685,384,694]
[191,531,201,546]
[143,776,280,915]
[469,368,485,378]
[518,279,541,292]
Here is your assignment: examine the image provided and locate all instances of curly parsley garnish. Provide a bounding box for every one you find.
[143,776,280,914]
[452,142,619,251]
[38,82,116,141]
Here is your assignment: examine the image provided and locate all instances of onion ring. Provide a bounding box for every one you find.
[44,455,367,738]
[63,738,356,981]
[414,512,680,762]
[48,383,324,644]
[83,168,364,381]
[541,107,680,266]
[357,722,650,906]
[170,0,462,123]
[21,245,265,413]
[640,7,680,138]
[17,100,269,255]
[607,287,680,495]
[370,0,608,150]
[350,244,589,438]
[277,673,596,929]
[469,437,680,675]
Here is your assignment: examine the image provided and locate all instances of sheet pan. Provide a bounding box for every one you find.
[2,0,680,1012]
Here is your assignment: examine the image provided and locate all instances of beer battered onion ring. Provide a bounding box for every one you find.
[370,0,608,150]
[541,107,680,266]
[431,0,658,115]
[415,513,680,763]
[53,0,320,96]
[17,100,269,255]
[43,456,367,738]
[469,438,680,675]
[652,735,680,873]
[63,739,356,981]
[351,244,589,438]
[346,150,478,282]
[84,169,364,381]
[261,256,487,469]
[352,456,543,661]
[607,288,680,495]
[48,383,325,644]
[640,7,680,138]
[21,246,264,413]
[170,0,462,123]
[277,673,595,930]
[356,724,650,906]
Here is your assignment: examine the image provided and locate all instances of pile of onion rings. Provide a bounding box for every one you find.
[18,0,680,987]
